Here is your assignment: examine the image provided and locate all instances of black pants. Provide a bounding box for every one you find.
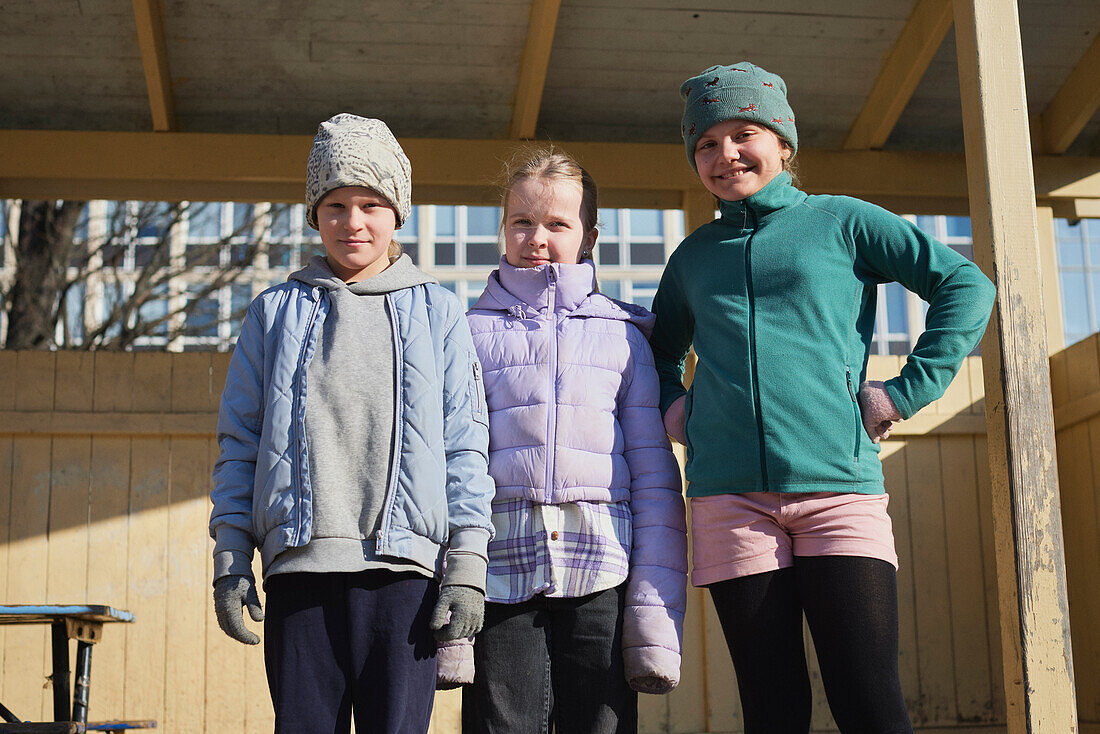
[708,556,914,734]
[264,570,439,734]
[467,586,637,734]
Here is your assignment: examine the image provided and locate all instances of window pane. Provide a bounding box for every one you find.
[439,281,457,293]
[401,241,418,265]
[1086,221,1100,265]
[187,292,220,337]
[915,215,937,235]
[64,282,86,344]
[186,243,219,267]
[189,203,222,239]
[945,216,971,238]
[401,206,419,237]
[598,209,619,238]
[137,202,171,239]
[436,241,456,266]
[133,243,161,268]
[270,205,295,239]
[1058,235,1084,267]
[1060,272,1089,336]
[600,280,621,299]
[299,242,322,264]
[230,283,252,333]
[466,242,499,266]
[73,204,89,242]
[436,207,456,237]
[269,243,291,268]
[232,204,254,235]
[1092,272,1100,331]
[887,340,910,356]
[885,283,908,334]
[949,243,974,262]
[630,241,664,265]
[629,210,662,238]
[467,206,500,237]
[139,294,169,337]
[598,244,620,266]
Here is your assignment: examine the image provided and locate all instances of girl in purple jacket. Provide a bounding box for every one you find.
[462,149,688,733]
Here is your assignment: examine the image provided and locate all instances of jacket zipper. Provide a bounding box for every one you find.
[847,367,861,460]
[544,267,558,504]
[292,289,323,545]
[744,205,770,490]
[377,292,405,554]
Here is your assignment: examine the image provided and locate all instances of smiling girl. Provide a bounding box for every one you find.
[649,64,996,733]
[462,149,688,734]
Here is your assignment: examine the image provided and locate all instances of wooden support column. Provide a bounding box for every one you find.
[1036,206,1065,354]
[952,1,1077,732]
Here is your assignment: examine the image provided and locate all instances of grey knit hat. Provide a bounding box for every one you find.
[680,63,797,172]
[305,114,412,229]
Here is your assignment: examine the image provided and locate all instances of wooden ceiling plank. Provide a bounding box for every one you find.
[1039,32,1100,154]
[131,0,176,132]
[842,0,953,150]
[508,0,562,140]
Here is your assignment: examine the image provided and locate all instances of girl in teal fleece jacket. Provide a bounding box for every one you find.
[649,63,995,733]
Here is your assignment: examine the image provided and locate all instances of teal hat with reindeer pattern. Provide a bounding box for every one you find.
[680,62,797,172]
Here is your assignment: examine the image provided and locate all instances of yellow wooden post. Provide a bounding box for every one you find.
[952,1,1078,731]
[1036,206,1065,354]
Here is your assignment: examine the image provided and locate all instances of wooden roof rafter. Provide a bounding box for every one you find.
[842,0,954,150]
[508,0,562,140]
[1039,32,1100,154]
[131,0,177,132]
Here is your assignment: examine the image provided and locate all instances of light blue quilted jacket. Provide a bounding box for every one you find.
[209,273,495,583]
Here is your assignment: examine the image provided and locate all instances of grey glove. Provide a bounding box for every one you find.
[213,574,264,645]
[430,585,485,642]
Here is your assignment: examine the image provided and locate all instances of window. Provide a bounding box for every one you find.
[1057,218,1100,346]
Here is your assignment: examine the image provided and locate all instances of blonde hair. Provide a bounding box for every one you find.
[500,147,599,262]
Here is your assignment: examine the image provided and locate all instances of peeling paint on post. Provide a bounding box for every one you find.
[953,0,1078,732]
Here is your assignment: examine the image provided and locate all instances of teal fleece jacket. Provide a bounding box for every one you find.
[650,172,995,496]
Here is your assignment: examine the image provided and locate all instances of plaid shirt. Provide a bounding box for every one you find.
[485,498,632,603]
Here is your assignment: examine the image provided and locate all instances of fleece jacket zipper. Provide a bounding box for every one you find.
[743,205,770,491]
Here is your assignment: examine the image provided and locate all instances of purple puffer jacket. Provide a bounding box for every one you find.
[463,257,688,692]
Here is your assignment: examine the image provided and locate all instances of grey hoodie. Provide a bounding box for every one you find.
[265,254,436,578]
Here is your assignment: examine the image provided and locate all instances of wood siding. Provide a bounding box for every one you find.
[0,348,1096,733]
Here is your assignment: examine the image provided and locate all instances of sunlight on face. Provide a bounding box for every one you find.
[503,178,597,268]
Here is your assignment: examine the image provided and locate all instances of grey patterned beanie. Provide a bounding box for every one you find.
[305,114,412,229]
[680,63,797,173]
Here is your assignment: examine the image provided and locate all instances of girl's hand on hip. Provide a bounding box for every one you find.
[857,380,902,443]
[664,395,687,445]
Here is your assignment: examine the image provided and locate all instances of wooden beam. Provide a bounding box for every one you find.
[843,0,953,149]
[1040,32,1100,155]
[1035,206,1065,354]
[1,130,1099,208]
[131,0,176,131]
[953,1,1077,732]
[508,0,562,139]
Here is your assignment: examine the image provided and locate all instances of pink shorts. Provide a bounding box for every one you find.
[689,491,898,586]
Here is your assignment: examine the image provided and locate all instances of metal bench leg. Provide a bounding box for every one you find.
[71,642,92,726]
[50,622,71,723]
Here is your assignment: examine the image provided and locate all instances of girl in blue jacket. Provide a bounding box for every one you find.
[209,114,495,734]
[650,64,996,733]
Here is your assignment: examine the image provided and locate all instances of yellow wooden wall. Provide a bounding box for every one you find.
[0,347,1095,733]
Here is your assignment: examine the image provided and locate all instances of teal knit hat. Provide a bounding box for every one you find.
[680,62,797,172]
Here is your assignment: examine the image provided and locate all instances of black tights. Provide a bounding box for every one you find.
[708,556,913,734]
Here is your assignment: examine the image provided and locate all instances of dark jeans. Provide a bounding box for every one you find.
[467,585,637,734]
[708,556,914,734]
[264,569,439,734]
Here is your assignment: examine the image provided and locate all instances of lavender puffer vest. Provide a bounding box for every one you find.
[465,258,688,690]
